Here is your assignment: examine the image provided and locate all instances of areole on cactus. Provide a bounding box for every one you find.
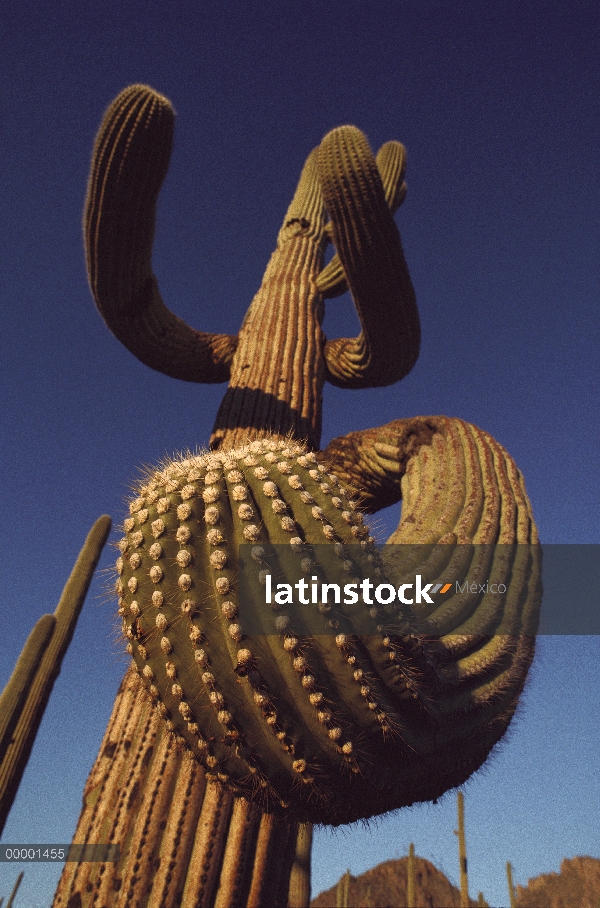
[54,83,540,907]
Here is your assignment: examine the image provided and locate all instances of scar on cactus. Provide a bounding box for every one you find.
[54,84,540,906]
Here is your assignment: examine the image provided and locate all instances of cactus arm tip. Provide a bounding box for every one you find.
[0,614,56,768]
[0,515,111,836]
[5,870,24,908]
[317,138,407,299]
[317,125,420,389]
[85,84,238,385]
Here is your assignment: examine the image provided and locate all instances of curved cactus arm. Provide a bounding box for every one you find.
[320,416,538,545]
[320,417,540,791]
[0,515,111,835]
[110,436,537,826]
[318,417,437,514]
[85,84,237,383]
[316,127,420,388]
[377,140,409,211]
[317,140,407,298]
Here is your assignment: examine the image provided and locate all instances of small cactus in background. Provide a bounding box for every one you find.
[407,843,416,908]
[336,868,351,908]
[455,791,470,908]
[507,861,516,908]
[0,616,56,774]
[54,84,540,907]
[0,515,111,835]
[1,870,24,908]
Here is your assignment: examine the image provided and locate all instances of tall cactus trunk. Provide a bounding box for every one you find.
[455,791,470,908]
[406,843,415,908]
[53,86,329,908]
[506,861,516,908]
[53,452,319,906]
[288,824,313,908]
[0,515,111,835]
[53,669,303,908]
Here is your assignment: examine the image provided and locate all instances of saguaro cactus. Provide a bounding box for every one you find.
[336,869,351,908]
[407,843,416,908]
[54,85,539,907]
[0,515,111,835]
[506,861,516,908]
[455,792,470,908]
[3,870,24,908]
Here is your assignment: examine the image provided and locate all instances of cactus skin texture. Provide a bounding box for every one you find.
[0,515,111,835]
[54,84,539,907]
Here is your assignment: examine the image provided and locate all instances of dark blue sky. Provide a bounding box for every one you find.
[1,2,598,905]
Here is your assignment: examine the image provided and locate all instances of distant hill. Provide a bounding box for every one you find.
[310,854,600,908]
[515,856,600,908]
[310,855,479,907]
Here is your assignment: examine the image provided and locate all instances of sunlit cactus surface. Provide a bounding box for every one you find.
[52,83,539,908]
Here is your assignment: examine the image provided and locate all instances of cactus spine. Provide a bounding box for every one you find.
[0,515,111,834]
[54,84,539,906]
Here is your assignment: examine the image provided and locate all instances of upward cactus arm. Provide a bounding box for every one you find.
[85,84,237,383]
[0,515,111,835]
[0,615,56,769]
[317,140,407,299]
[317,127,420,388]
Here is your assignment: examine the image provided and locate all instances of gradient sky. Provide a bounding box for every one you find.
[1,2,599,906]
